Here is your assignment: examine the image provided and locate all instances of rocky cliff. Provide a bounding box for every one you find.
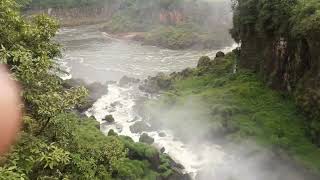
[25,6,115,26]
[231,0,320,145]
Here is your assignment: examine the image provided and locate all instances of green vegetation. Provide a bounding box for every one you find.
[144,25,197,49]
[22,0,232,49]
[231,0,320,40]
[24,0,184,9]
[0,0,176,179]
[24,0,116,8]
[100,0,232,49]
[145,53,320,174]
[231,0,320,146]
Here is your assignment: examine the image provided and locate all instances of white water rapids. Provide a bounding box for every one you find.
[57,25,313,180]
[84,83,226,177]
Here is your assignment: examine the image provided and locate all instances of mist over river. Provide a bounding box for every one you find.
[57,25,314,180]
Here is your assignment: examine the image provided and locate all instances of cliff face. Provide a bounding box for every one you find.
[159,10,184,25]
[232,1,320,145]
[25,6,115,26]
[240,33,320,144]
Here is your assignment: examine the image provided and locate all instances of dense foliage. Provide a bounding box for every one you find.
[0,0,174,179]
[231,0,320,146]
[25,0,184,9]
[231,0,320,40]
[100,0,232,49]
[145,53,320,176]
[21,0,232,49]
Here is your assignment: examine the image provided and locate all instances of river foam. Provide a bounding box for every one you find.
[86,83,226,178]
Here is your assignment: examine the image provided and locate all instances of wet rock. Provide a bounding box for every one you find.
[119,75,140,86]
[139,133,154,144]
[63,78,108,112]
[197,56,211,68]
[86,82,109,100]
[166,170,191,180]
[149,151,161,170]
[178,68,193,78]
[169,171,190,179]
[110,101,122,108]
[102,114,115,123]
[166,156,185,170]
[105,80,117,85]
[216,51,225,58]
[76,99,96,113]
[156,73,172,89]
[159,132,167,137]
[130,121,152,133]
[170,72,178,78]
[174,163,185,170]
[139,73,172,93]
[107,107,116,113]
[160,147,166,153]
[115,124,123,132]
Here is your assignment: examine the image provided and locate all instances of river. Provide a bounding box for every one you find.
[57,25,314,180]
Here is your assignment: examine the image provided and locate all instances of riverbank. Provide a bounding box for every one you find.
[23,0,233,50]
[101,24,233,50]
[141,52,320,179]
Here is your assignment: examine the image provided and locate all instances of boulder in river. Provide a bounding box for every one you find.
[63,78,108,112]
[139,133,154,144]
[105,80,117,85]
[164,156,191,180]
[76,99,96,112]
[216,51,225,58]
[139,73,173,93]
[102,114,115,123]
[178,68,193,78]
[130,121,152,133]
[160,147,166,153]
[110,101,122,108]
[119,75,140,86]
[159,132,167,137]
[166,170,191,180]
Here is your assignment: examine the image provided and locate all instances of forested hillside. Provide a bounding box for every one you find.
[101,0,233,49]
[231,0,320,146]
[135,0,320,178]
[25,0,115,8]
[0,1,185,179]
[23,0,233,49]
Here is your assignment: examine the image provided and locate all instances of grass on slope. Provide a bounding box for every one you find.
[146,54,320,174]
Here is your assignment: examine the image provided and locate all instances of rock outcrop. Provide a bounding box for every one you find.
[63,78,108,113]
[197,56,211,68]
[102,114,115,123]
[119,75,140,87]
[216,51,225,58]
[139,133,154,144]
[231,0,320,145]
[139,73,173,93]
[130,121,152,133]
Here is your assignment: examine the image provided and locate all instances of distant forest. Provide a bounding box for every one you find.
[22,0,187,9]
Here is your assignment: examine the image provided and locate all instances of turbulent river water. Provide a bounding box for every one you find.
[57,25,314,180]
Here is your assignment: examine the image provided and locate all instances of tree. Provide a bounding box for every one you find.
[0,0,87,134]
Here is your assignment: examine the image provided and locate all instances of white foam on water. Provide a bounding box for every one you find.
[55,58,72,80]
[86,83,227,179]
